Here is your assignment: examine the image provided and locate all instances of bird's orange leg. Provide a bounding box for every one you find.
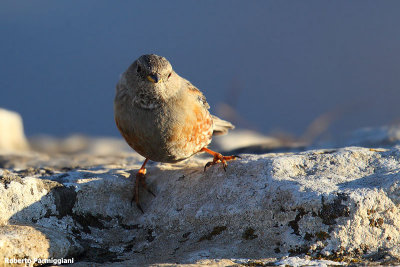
[201,147,240,172]
[131,158,155,213]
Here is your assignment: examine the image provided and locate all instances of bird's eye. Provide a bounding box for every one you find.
[137,65,141,73]
[168,72,172,79]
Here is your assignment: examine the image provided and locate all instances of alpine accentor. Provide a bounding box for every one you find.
[114,54,239,212]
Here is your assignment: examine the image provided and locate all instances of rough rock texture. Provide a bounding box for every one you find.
[2,127,400,266]
[0,108,29,152]
[0,225,82,266]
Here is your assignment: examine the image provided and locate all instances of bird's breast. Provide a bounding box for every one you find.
[115,94,213,163]
[165,103,213,160]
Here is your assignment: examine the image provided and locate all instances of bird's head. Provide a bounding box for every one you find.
[135,54,173,84]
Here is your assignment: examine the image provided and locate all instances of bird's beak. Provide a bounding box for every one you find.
[147,74,161,83]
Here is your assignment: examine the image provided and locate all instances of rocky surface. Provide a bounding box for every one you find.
[0,109,29,152]
[1,126,400,266]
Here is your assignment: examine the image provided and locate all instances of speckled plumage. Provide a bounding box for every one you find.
[114,54,238,212]
[114,54,233,163]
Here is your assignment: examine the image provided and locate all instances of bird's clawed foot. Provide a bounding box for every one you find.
[201,147,241,172]
[131,167,155,213]
[204,154,241,172]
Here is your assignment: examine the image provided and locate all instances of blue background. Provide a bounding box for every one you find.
[1,1,400,139]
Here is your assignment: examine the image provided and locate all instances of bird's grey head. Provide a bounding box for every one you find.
[118,54,179,109]
[135,54,173,84]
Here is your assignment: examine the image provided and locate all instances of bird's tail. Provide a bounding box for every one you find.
[212,115,235,136]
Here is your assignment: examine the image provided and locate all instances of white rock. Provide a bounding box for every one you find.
[275,256,344,267]
[1,138,400,265]
[211,129,283,151]
[211,129,305,154]
[0,108,29,151]
[345,125,400,147]
[29,135,132,155]
[0,225,81,267]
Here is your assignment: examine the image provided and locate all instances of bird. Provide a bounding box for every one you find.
[114,54,239,212]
